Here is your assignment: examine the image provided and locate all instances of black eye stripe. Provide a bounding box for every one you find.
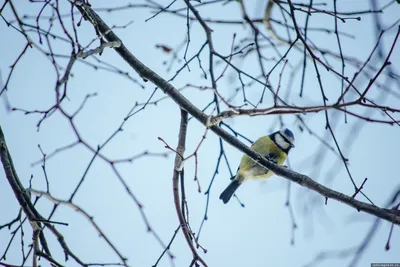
[279,133,291,144]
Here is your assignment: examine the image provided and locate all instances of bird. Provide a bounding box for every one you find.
[219,128,295,204]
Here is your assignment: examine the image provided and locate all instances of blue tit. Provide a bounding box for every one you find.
[220,128,295,204]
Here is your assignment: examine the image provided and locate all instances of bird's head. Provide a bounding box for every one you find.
[274,128,295,151]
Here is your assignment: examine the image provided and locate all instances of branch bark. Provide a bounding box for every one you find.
[76,3,400,226]
[0,126,87,266]
[172,109,207,267]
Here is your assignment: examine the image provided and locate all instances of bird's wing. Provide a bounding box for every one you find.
[236,136,288,181]
[250,136,272,152]
[238,136,277,172]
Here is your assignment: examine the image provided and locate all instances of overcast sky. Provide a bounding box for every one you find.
[1,1,400,267]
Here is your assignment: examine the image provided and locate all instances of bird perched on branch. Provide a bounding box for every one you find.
[219,128,295,204]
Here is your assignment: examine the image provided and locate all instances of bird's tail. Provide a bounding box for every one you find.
[219,179,241,204]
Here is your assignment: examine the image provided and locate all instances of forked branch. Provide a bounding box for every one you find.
[74,3,400,227]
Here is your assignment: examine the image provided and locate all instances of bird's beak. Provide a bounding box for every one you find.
[290,143,295,148]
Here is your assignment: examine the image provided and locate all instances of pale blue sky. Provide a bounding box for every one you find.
[1,1,400,267]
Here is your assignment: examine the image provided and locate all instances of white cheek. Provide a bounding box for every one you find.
[275,134,290,150]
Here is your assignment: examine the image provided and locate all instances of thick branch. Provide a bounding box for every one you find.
[76,4,400,225]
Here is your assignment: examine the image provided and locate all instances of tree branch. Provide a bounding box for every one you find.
[75,3,400,227]
[0,126,89,266]
[172,109,207,267]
